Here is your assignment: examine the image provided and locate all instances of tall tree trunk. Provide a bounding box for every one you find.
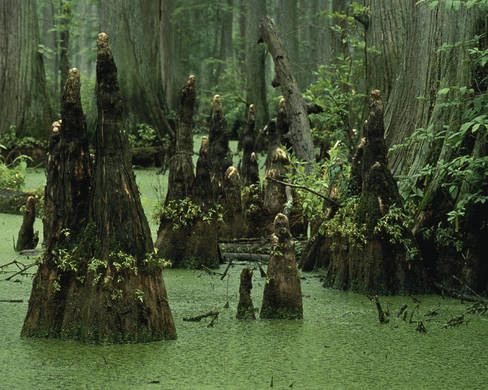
[160,0,182,111]
[59,0,71,97]
[245,0,269,130]
[98,0,172,137]
[276,0,301,87]
[259,17,315,164]
[216,0,234,83]
[0,0,52,138]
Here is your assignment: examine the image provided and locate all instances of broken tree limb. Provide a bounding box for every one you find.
[220,259,233,280]
[369,295,389,324]
[258,16,314,164]
[0,299,23,303]
[5,263,36,281]
[265,176,340,209]
[183,311,219,322]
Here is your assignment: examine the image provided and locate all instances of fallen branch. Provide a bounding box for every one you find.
[5,263,36,281]
[435,283,487,304]
[265,176,340,208]
[183,311,219,322]
[369,295,389,324]
[201,266,223,277]
[220,259,233,280]
[443,314,468,329]
[0,299,23,303]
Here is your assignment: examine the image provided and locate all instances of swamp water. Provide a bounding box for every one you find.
[0,170,487,389]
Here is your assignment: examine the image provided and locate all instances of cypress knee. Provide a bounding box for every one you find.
[23,35,176,343]
[208,95,232,199]
[325,90,426,294]
[22,68,92,338]
[260,213,303,319]
[236,268,256,320]
[240,104,260,186]
[155,77,220,268]
[15,196,38,251]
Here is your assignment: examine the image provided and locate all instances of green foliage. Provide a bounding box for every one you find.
[0,126,47,150]
[155,198,223,230]
[144,252,172,271]
[285,143,351,226]
[128,123,159,148]
[304,4,367,153]
[320,197,367,250]
[374,206,420,261]
[0,158,27,191]
[54,248,78,272]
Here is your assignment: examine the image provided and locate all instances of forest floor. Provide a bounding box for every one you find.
[0,161,487,389]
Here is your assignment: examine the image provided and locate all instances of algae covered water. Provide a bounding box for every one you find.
[1,170,487,389]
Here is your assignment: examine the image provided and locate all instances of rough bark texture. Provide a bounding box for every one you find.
[98,1,172,137]
[193,136,213,205]
[15,196,38,252]
[22,68,92,339]
[324,91,426,295]
[156,81,220,269]
[365,2,487,293]
[264,148,290,218]
[259,16,314,164]
[23,36,176,343]
[240,105,260,187]
[365,2,483,177]
[245,0,269,130]
[208,95,233,199]
[260,213,303,319]
[0,0,52,138]
[220,166,246,240]
[236,268,256,320]
[165,75,196,203]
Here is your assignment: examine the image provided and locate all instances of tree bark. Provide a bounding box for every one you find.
[245,0,269,130]
[208,95,233,199]
[236,268,256,319]
[260,213,303,319]
[325,91,426,294]
[15,196,38,252]
[23,36,176,343]
[259,16,314,164]
[0,0,52,138]
[22,68,92,339]
[240,104,260,186]
[98,0,172,138]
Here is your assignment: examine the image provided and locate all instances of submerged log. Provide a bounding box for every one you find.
[15,196,38,251]
[236,268,256,320]
[259,17,314,164]
[260,213,303,319]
